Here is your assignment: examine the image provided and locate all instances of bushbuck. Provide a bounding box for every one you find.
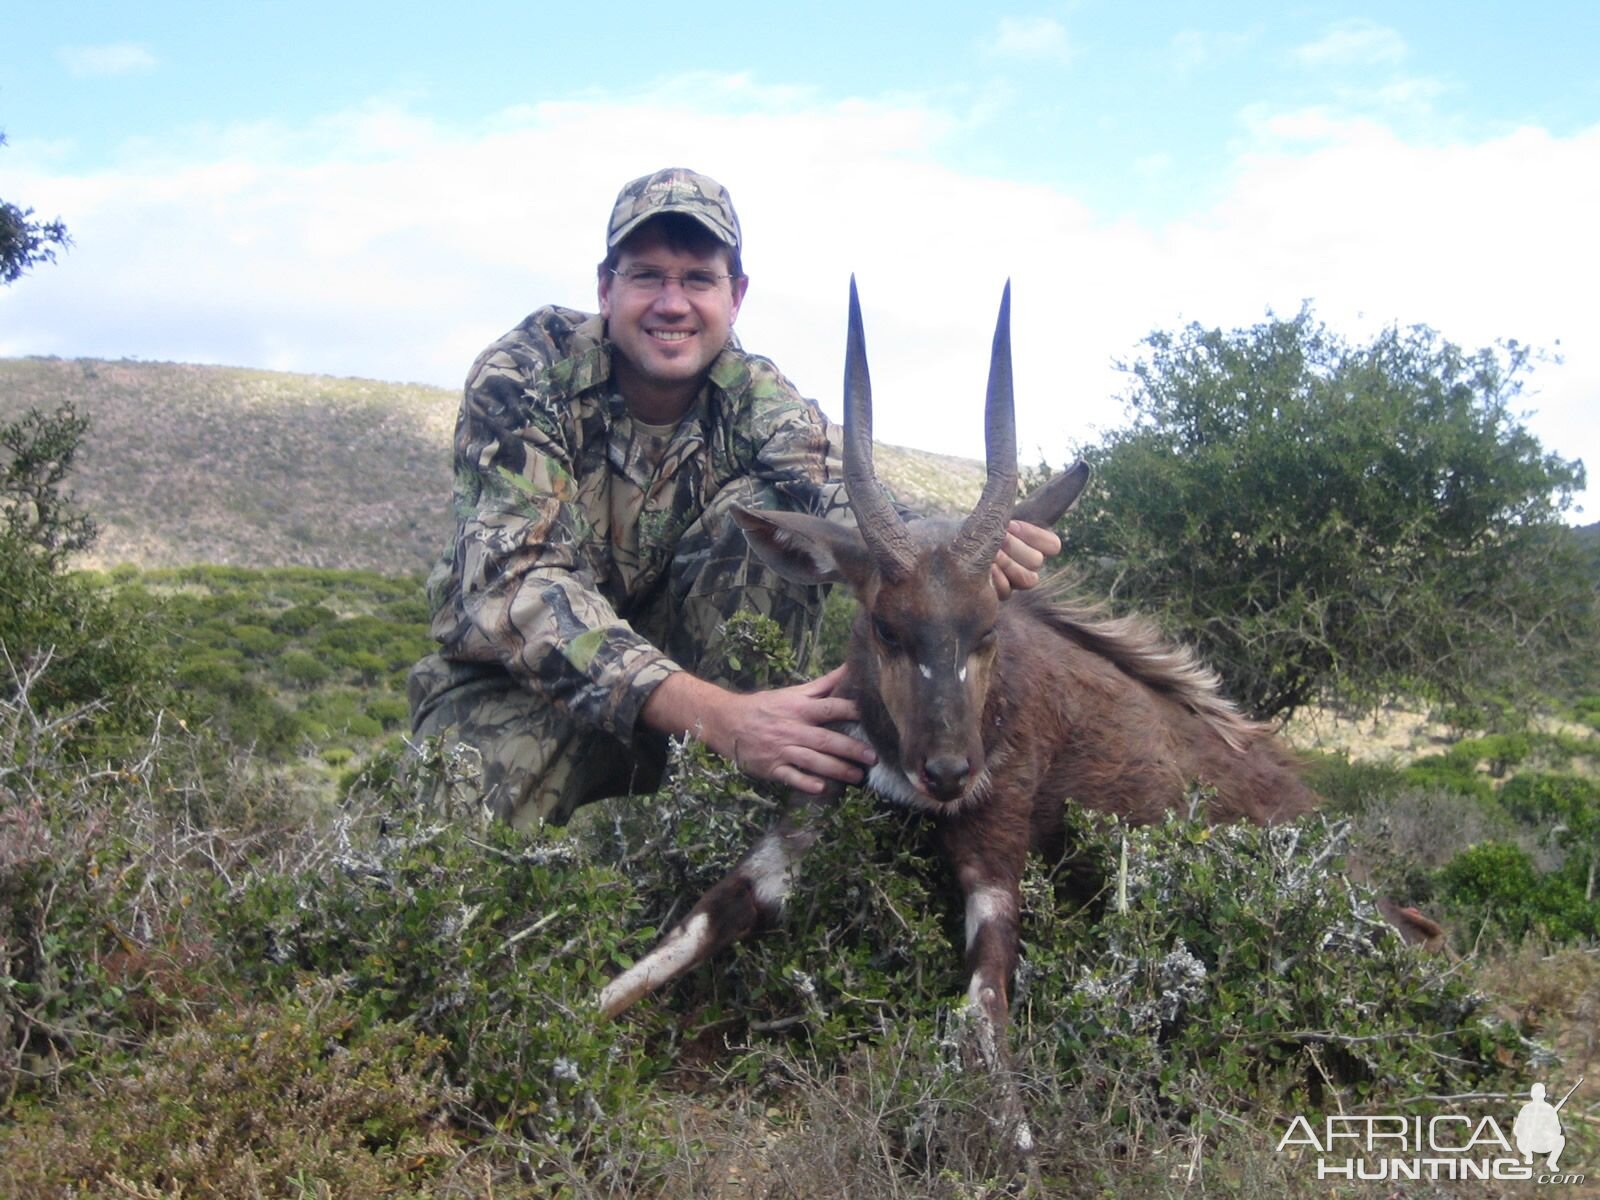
[597,280,1433,1047]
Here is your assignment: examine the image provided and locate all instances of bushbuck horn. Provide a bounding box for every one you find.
[843,276,917,582]
[950,281,1019,571]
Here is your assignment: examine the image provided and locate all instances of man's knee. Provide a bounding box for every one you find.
[406,653,671,828]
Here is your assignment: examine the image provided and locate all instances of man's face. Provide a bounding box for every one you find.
[598,223,748,407]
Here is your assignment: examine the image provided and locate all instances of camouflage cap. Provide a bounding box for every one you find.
[606,167,742,253]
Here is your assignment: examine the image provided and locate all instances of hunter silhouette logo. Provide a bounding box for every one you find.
[1515,1079,1582,1172]
[1278,1077,1586,1185]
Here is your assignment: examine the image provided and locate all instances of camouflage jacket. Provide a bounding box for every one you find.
[424,306,846,740]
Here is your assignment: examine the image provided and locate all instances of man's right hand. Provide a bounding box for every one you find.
[641,664,875,794]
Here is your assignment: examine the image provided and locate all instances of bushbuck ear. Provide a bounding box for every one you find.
[732,505,877,588]
[1010,459,1090,529]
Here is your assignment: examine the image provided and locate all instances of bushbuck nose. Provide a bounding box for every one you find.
[921,755,972,800]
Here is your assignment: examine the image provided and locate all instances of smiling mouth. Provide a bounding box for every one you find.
[649,329,694,343]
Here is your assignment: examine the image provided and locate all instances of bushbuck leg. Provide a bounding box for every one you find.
[598,784,840,1019]
[945,817,1041,1177]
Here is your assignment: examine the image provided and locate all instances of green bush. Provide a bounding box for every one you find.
[0,576,173,753]
[276,648,333,686]
[1064,310,1591,722]
[1400,758,1492,801]
[380,595,431,624]
[345,649,389,681]
[1499,770,1600,824]
[175,650,246,691]
[229,622,284,658]
[1574,694,1600,731]
[219,796,672,1164]
[269,602,338,636]
[365,696,410,729]
[1498,770,1600,904]
[1012,811,1522,1119]
[1299,751,1408,812]
[1434,841,1600,942]
[344,713,383,739]
[0,986,459,1197]
[313,614,400,655]
[0,773,223,1107]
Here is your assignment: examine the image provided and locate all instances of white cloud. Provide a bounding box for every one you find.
[0,79,1593,518]
[58,43,158,78]
[984,16,1075,65]
[1169,28,1254,73]
[1293,20,1408,68]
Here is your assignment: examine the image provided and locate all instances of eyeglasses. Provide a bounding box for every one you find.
[609,266,735,295]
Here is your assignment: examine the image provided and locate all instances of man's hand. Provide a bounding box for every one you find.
[641,664,876,794]
[990,519,1062,599]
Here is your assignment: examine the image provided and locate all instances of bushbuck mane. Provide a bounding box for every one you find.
[1016,573,1261,754]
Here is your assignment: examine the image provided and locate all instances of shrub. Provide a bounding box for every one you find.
[365,696,410,729]
[174,651,246,691]
[1498,771,1600,902]
[380,595,431,624]
[229,622,284,658]
[1065,310,1591,722]
[1401,754,1494,801]
[1299,752,1408,812]
[276,648,332,686]
[0,406,170,749]
[0,984,460,1197]
[269,602,337,636]
[1434,841,1600,943]
[580,737,1524,1143]
[1,707,226,1107]
[1574,694,1600,731]
[217,780,675,1171]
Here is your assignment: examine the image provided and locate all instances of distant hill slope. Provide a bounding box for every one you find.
[0,356,987,576]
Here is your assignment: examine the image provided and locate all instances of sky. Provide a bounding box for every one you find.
[2,0,1596,518]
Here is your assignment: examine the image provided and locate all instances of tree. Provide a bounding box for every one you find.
[1,404,97,563]
[0,131,71,284]
[1062,306,1593,722]
[0,157,160,744]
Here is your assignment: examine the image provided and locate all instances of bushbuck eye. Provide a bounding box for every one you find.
[872,617,901,650]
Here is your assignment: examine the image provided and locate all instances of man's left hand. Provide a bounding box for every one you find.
[991,519,1062,599]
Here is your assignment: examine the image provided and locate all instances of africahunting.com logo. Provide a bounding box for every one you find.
[1277,1078,1585,1185]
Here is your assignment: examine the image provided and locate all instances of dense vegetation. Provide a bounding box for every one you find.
[1062,306,1594,723]
[2,352,1598,1193]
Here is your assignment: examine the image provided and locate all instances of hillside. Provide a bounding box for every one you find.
[0,356,988,575]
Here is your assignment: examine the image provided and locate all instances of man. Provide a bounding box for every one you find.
[408,167,1058,829]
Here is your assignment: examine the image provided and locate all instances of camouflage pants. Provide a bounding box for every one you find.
[407,478,827,830]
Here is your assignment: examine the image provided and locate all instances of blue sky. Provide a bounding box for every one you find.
[3,1,1596,517]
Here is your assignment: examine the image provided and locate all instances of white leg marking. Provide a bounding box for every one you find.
[598,912,712,1016]
[967,970,989,1008]
[745,835,795,908]
[965,885,1013,951]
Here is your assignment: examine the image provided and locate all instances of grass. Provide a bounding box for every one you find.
[2,564,1598,1196]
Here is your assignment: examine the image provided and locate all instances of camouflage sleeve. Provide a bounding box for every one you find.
[731,356,919,526]
[717,354,860,523]
[435,315,681,740]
